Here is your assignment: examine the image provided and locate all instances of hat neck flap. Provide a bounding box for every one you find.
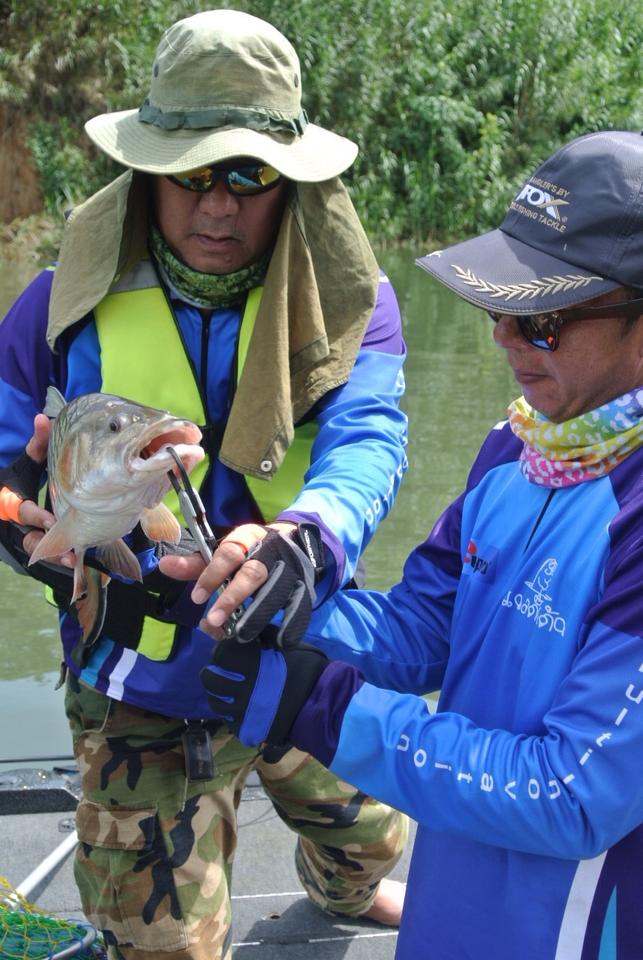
[220,179,379,476]
[48,169,148,348]
[48,173,379,476]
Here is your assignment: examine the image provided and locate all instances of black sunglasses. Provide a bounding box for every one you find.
[168,161,283,197]
[488,293,643,351]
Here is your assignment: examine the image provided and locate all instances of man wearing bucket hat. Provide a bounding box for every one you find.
[0,8,409,959]
[199,129,643,958]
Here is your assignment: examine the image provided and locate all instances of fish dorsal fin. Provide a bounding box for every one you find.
[43,385,67,419]
[28,511,78,565]
[96,540,142,582]
[141,503,182,544]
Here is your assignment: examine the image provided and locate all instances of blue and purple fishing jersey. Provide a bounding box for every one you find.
[0,266,407,719]
[296,420,643,959]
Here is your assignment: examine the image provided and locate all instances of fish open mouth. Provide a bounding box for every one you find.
[134,423,204,475]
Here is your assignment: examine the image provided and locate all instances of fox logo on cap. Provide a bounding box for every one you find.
[515,183,569,222]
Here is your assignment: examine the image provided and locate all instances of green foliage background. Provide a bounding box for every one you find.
[1,0,642,242]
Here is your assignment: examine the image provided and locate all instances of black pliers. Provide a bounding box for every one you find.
[166,447,242,637]
[166,446,216,563]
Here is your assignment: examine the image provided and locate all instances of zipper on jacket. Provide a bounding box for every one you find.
[523,489,556,552]
[199,308,212,396]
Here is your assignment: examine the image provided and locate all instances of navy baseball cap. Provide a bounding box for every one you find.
[417,130,643,313]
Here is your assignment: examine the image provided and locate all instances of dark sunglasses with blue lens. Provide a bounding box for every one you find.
[168,160,283,197]
[487,292,643,351]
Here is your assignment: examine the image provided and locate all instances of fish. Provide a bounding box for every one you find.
[29,387,205,649]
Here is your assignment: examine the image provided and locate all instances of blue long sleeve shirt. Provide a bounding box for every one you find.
[297,421,643,959]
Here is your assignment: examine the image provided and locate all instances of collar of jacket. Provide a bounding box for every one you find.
[48,170,379,478]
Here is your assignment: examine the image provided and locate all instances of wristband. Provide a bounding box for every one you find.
[0,487,24,523]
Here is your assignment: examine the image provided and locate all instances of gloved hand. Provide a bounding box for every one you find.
[230,522,325,648]
[200,630,329,747]
[0,414,51,525]
[0,415,61,572]
[160,520,326,645]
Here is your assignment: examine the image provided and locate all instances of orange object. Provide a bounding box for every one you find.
[221,523,267,555]
[0,486,24,523]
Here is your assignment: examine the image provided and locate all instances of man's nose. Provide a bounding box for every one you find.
[197,181,239,215]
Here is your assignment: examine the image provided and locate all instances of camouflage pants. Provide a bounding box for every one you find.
[65,677,408,960]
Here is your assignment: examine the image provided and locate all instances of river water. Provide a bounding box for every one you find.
[0,244,516,766]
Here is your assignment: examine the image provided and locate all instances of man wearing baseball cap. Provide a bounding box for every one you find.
[0,9,409,958]
[200,130,643,958]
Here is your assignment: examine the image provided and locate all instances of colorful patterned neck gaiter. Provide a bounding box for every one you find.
[508,390,643,487]
[148,223,270,309]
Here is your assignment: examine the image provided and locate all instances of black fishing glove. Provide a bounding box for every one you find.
[0,516,74,586]
[200,629,329,747]
[231,522,325,648]
[0,448,44,503]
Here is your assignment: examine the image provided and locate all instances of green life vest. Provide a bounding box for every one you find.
[84,272,318,660]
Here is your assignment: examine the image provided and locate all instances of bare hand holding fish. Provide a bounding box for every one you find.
[160,518,323,648]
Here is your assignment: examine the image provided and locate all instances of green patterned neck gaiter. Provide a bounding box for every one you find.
[148,222,270,309]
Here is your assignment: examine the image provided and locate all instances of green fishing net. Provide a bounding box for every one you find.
[0,877,107,959]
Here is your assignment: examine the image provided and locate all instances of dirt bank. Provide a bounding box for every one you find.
[0,104,43,224]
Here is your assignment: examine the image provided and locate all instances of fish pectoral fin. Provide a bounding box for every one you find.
[96,540,143,582]
[74,566,110,648]
[28,511,78,566]
[141,503,182,544]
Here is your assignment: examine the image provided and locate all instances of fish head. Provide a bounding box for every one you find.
[49,392,205,510]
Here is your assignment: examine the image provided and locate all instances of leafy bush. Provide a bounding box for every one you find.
[1,0,641,242]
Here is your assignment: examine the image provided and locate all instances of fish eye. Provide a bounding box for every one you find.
[108,418,121,433]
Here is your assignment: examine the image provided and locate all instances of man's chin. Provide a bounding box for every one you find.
[184,243,247,276]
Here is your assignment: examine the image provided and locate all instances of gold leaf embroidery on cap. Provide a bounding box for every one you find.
[451,265,603,301]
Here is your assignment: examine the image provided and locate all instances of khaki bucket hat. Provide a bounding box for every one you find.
[85,9,357,181]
